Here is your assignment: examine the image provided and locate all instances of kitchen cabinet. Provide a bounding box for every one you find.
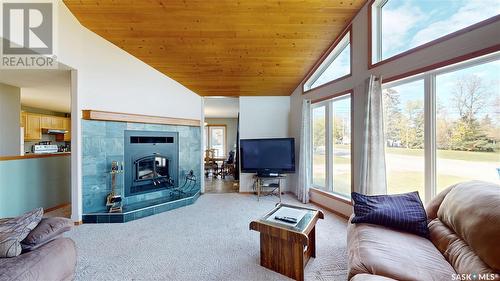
[41,116,51,129]
[53,117,64,129]
[41,115,64,129]
[24,113,41,141]
[62,118,71,141]
[20,113,71,141]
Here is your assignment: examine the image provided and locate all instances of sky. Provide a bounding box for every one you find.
[381,0,500,122]
[312,96,351,124]
[311,44,350,89]
[313,0,500,124]
[384,59,500,122]
[381,0,500,59]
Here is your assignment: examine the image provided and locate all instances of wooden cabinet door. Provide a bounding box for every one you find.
[63,118,71,141]
[25,114,41,140]
[41,116,52,128]
[52,117,64,129]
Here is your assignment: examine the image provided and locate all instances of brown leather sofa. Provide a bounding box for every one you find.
[0,218,77,281]
[347,181,500,281]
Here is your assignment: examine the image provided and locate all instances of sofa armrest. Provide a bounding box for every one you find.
[425,184,457,220]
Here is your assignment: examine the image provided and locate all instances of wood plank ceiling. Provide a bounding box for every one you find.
[63,0,365,96]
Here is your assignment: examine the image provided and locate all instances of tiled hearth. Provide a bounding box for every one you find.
[81,119,201,223]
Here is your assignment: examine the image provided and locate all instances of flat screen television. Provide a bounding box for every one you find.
[240,138,295,175]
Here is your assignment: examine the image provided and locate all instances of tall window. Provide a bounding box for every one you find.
[332,96,352,196]
[312,106,327,187]
[435,59,500,193]
[206,125,226,157]
[383,79,426,197]
[382,53,500,201]
[311,93,352,198]
[304,30,351,91]
[371,0,499,63]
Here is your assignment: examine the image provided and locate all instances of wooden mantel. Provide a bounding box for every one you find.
[82,110,201,127]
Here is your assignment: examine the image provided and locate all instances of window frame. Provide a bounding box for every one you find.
[368,0,500,69]
[310,90,354,200]
[206,124,227,157]
[382,52,500,202]
[303,26,353,93]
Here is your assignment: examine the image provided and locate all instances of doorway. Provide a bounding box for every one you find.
[203,97,239,193]
[0,68,73,218]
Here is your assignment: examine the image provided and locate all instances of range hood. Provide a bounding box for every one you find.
[42,128,67,134]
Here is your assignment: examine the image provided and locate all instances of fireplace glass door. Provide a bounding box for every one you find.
[155,156,169,178]
[135,155,169,182]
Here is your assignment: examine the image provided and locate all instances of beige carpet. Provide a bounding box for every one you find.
[67,193,349,281]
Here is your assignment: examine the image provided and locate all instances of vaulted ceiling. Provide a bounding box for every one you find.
[63,0,365,96]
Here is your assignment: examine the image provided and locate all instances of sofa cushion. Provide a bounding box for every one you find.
[0,238,76,281]
[351,191,429,237]
[0,208,43,258]
[437,181,500,271]
[347,216,456,281]
[428,218,494,275]
[21,217,73,252]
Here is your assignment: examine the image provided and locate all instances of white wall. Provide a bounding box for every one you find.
[0,83,21,156]
[239,96,291,192]
[289,3,500,215]
[50,1,204,221]
[56,2,201,119]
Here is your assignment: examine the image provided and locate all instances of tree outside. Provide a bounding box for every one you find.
[312,60,499,198]
[383,70,500,196]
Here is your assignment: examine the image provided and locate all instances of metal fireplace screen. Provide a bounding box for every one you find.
[124,130,179,197]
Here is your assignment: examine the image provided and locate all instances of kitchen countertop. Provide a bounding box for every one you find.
[0,152,71,161]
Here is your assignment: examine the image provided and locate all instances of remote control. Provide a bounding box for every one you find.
[275,216,297,224]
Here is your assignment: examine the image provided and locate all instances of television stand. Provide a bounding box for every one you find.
[256,172,281,177]
[253,174,285,202]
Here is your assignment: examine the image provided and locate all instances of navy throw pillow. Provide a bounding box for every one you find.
[351,191,429,238]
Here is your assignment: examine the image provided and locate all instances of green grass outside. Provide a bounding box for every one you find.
[333,174,351,197]
[313,147,488,197]
[387,171,471,197]
[322,144,499,162]
[312,153,326,187]
[312,152,351,196]
[386,147,499,162]
[315,170,472,198]
[312,174,351,198]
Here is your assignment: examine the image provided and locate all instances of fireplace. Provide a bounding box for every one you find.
[124,130,179,196]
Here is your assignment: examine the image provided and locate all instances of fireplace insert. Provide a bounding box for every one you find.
[124,130,179,196]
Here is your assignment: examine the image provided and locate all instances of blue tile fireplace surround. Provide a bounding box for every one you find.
[81,120,201,223]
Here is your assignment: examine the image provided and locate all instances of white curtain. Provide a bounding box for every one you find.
[297,99,312,203]
[359,75,387,195]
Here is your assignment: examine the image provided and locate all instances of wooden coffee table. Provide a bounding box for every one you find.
[249,203,324,281]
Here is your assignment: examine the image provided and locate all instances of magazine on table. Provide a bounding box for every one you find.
[266,207,307,227]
